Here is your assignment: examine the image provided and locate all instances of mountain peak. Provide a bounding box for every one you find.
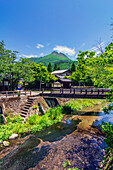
[29,51,77,69]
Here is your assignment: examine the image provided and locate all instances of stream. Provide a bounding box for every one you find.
[0,102,113,170]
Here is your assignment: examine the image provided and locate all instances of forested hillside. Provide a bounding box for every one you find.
[29,51,78,69]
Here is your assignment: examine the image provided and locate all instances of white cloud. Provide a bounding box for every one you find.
[19,54,38,58]
[53,45,76,56]
[36,43,44,49]
[19,53,44,58]
[40,53,44,57]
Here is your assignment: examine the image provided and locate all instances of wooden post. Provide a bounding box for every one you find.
[91,89,93,94]
[62,89,63,94]
[30,90,31,96]
[85,89,87,95]
[25,90,26,96]
[80,89,82,93]
[70,89,72,93]
[13,91,14,97]
[98,89,99,95]
[73,89,75,94]
[42,88,44,95]
[102,89,104,94]
[19,90,21,96]
[51,88,52,94]
[6,91,8,98]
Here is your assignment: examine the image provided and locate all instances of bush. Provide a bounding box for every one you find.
[18,91,20,97]
[7,115,23,123]
[33,105,37,110]
[26,115,40,125]
[46,106,63,120]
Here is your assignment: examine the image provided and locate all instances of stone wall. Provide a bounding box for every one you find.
[0,96,28,115]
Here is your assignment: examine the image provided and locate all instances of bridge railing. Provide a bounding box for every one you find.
[41,88,110,95]
[0,90,32,98]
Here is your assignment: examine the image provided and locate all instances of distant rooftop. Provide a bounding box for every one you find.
[51,69,70,75]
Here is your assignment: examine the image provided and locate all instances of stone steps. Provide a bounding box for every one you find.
[20,97,36,119]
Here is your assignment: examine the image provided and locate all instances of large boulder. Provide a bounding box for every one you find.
[9,133,18,140]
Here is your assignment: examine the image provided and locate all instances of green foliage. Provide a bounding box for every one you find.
[47,62,52,72]
[0,115,4,124]
[46,106,63,121]
[100,122,113,149]
[7,115,23,123]
[69,42,113,88]
[62,99,103,114]
[32,105,37,110]
[29,51,77,70]
[53,63,58,71]
[62,105,73,114]
[0,41,35,90]
[18,91,20,97]
[63,160,71,169]
[70,62,76,72]
[26,115,41,125]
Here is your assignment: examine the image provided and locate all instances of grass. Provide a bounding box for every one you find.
[62,99,105,114]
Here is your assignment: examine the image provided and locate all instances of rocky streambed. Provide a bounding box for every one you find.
[0,102,112,170]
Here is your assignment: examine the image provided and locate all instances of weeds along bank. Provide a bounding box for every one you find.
[0,99,106,143]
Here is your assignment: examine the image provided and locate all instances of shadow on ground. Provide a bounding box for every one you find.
[0,119,81,170]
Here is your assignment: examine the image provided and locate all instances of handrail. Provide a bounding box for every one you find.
[0,90,32,98]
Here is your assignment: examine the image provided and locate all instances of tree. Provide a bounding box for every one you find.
[31,62,57,90]
[58,66,60,70]
[47,62,52,72]
[70,62,76,72]
[53,63,58,71]
[0,41,35,90]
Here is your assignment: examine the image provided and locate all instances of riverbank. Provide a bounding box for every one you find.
[0,99,108,169]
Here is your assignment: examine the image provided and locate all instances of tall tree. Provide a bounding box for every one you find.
[70,62,76,72]
[0,41,35,90]
[53,63,58,71]
[47,62,52,72]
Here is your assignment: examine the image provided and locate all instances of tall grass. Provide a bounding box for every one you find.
[62,99,104,114]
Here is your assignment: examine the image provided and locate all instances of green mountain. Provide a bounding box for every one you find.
[29,51,77,69]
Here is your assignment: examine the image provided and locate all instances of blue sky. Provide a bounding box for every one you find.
[0,0,113,60]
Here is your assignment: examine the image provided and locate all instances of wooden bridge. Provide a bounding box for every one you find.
[40,88,110,99]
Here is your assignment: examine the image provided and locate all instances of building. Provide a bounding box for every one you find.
[47,69,72,88]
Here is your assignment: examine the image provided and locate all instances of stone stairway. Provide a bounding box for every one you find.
[20,97,34,119]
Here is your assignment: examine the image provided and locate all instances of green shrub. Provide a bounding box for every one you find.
[7,115,23,123]
[46,106,63,120]
[26,115,40,125]
[33,105,37,110]
[0,115,4,124]
[18,91,20,97]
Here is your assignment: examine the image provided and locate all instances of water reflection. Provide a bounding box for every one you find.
[93,110,113,126]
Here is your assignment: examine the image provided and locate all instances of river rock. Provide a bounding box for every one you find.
[9,133,18,140]
[3,141,10,147]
